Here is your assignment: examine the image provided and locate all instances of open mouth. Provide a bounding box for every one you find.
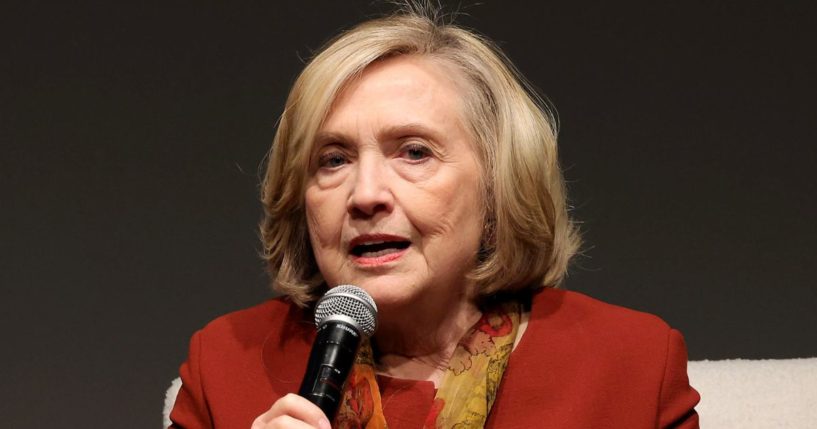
[350,240,411,258]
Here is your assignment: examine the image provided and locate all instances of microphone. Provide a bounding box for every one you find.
[298,285,378,421]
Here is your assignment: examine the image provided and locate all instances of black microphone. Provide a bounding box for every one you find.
[298,285,378,421]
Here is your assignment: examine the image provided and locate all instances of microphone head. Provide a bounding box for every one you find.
[314,285,378,338]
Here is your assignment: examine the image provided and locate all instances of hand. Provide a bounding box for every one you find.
[251,394,332,429]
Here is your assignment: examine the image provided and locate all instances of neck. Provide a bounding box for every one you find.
[372,291,481,385]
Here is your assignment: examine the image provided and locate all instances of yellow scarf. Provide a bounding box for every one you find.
[334,301,521,428]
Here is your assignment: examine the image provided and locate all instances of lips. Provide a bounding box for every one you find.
[349,234,411,265]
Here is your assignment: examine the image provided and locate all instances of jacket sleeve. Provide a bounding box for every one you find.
[658,329,700,428]
[169,330,214,429]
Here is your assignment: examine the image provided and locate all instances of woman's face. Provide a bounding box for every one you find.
[304,55,484,309]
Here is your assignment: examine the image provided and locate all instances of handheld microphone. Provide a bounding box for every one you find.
[298,285,378,421]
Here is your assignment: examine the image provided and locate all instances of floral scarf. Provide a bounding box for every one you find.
[334,301,521,428]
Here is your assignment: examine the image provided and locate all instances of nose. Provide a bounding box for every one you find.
[347,155,393,218]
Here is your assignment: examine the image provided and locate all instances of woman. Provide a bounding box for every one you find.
[170,6,700,429]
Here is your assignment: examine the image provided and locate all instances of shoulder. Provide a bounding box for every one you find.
[517,287,680,371]
[193,296,311,350]
[530,287,672,338]
[181,296,314,403]
[492,288,699,426]
[173,298,313,427]
[507,287,689,394]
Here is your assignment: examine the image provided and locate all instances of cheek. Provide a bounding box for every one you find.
[410,170,484,246]
[447,169,485,249]
[305,187,342,250]
[448,193,485,249]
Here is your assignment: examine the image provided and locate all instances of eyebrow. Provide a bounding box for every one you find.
[313,131,349,147]
[378,122,442,142]
[314,122,442,147]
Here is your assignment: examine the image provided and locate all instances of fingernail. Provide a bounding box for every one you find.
[319,417,331,429]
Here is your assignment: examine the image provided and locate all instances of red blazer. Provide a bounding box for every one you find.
[170,288,699,428]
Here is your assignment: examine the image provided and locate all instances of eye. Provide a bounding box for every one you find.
[317,151,348,169]
[400,143,432,162]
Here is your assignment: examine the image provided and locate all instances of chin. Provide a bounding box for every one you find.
[353,278,422,309]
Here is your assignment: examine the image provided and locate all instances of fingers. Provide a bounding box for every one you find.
[252,415,318,429]
[251,394,331,429]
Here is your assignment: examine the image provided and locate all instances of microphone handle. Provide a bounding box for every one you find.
[298,320,362,421]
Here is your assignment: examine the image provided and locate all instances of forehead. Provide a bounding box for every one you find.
[317,55,470,140]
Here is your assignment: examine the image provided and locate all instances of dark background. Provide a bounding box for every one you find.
[2,1,815,427]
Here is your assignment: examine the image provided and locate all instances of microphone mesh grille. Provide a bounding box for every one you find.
[314,285,378,337]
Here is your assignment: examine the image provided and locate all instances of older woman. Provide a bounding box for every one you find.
[170,6,699,429]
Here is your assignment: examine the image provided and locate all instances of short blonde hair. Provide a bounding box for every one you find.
[260,6,581,307]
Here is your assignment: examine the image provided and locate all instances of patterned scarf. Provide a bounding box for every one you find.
[334,301,521,428]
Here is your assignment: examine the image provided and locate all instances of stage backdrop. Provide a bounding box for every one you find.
[2,1,815,428]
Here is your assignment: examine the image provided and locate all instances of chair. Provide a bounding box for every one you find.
[687,358,817,428]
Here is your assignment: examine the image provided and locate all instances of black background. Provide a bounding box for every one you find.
[2,1,815,427]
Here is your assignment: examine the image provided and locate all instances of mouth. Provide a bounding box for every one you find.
[349,235,411,265]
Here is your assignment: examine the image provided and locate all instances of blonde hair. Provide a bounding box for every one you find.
[260,5,581,307]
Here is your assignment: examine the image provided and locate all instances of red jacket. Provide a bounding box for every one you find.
[170,288,700,428]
